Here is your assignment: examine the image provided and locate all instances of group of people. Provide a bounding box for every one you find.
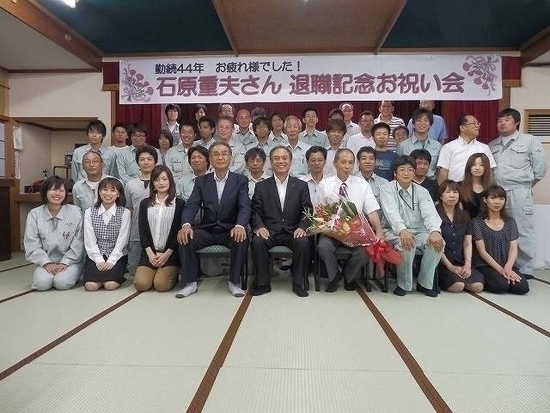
[24,101,546,299]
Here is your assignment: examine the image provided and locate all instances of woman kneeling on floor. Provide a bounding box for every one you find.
[24,176,84,291]
[471,185,529,295]
[83,177,131,291]
[133,165,184,292]
[436,180,484,293]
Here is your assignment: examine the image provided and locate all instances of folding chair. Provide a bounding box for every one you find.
[196,245,248,290]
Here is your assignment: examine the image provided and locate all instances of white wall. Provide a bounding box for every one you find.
[510,66,550,204]
[9,72,110,123]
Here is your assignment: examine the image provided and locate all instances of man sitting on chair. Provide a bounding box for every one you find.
[317,148,384,292]
[379,155,444,297]
[176,142,250,298]
[250,146,313,297]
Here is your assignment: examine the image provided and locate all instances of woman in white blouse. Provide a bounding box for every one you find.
[24,176,84,290]
[134,165,184,291]
[83,177,131,290]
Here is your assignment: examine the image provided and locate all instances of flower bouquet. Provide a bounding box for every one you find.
[305,199,401,272]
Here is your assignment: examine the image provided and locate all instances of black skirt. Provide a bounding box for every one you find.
[82,255,128,284]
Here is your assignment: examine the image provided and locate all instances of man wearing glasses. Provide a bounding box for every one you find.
[437,114,496,184]
[380,156,444,297]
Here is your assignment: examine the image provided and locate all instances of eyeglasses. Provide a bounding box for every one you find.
[132,133,146,138]
[464,122,481,127]
[83,160,101,165]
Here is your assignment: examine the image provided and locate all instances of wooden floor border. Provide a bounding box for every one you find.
[0,289,33,304]
[467,292,550,338]
[356,287,453,413]
[186,293,253,413]
[0,291,141,381]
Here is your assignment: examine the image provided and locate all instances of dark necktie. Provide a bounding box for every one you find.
[339,182,349,199]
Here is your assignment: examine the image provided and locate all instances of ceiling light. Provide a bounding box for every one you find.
[61,0,77,8]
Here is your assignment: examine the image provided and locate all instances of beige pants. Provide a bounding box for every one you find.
[134,265,178,292]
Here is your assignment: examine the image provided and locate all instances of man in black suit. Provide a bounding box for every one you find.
[176,142,250,298]
[250,146,313,297]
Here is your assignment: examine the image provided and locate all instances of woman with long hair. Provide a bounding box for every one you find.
[134,165,184,292]
[24,176,84,290]
[156,130,173,166]
[83,177,131,291]
[459,153,493,218]
[436,180,484,292]
[471,185,529,294]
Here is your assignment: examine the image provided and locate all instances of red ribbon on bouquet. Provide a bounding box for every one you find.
[366,239,402,273]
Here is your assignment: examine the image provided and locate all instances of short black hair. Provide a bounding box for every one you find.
[306,146,327,161]
[40,175,68,204]
[198,115,216,129]
[302,106,318,118]
[411,108,434,126]
[245,147,267,162]
[392,155,415,172]
[165,103,181,117]
[371,122,390,135]
[357,146,377,161]
[252,116,272,132]
[409,148,432,163]
[128,122,148,137]
[187,146,210,169]
[111,122,127,134]
[135,144,159,164]
[86,120,107,137]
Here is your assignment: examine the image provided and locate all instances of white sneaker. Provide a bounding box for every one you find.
[175,282,198,298]
[228,281,245,298]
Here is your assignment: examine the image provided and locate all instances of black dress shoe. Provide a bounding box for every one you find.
[523,273,534,280]
[393,286,407,296]
[293,284,309,297]
[416,283,437,298]
[325,277,339,293]
[251,285,272,296]
[344,280,357,291]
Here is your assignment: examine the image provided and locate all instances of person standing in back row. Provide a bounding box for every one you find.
[488,108,547,279]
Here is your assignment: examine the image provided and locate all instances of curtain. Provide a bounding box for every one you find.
[441,101,499,143]
[114,92,162,146]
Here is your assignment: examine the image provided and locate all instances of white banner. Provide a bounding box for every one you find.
[119,54,502,104]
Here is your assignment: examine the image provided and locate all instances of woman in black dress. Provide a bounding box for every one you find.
[436,180,484,292]
[459,153,493,218]
[471,185,529,295]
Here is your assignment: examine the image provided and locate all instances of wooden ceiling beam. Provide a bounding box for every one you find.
[521,26,550,66]
[0,0,102,70]
[212,0,239,56]
[374,0,408,54]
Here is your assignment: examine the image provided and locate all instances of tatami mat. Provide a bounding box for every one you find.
[209,278,430,412]
[206,368,433,413]
[476,280,550,331]
[0,268,33,298]
[1,257,549,413]
[0,364,202,413]
[36,277,242,367]
[0,253,28,272]
[427,373,550,413]
[225,283,404,371]
[369,289,550,411]
[0,284,135,366]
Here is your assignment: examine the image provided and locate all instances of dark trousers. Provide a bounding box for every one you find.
[180,228,249,285]
[479,266,529,295]
[251,233,311,288]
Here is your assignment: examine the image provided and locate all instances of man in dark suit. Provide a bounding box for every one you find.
[176,142,250,298]
[250,146,313,297]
